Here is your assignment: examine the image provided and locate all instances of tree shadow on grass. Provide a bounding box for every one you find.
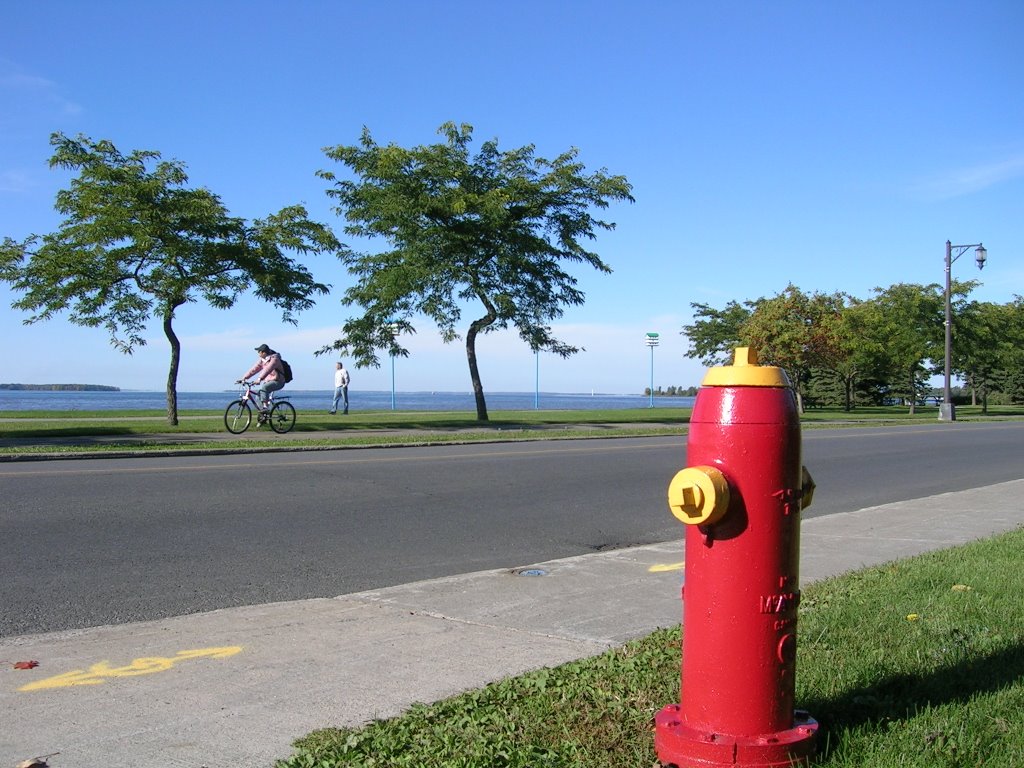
[0,426,137,439]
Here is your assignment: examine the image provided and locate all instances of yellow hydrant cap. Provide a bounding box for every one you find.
[668,465,731,526]
[701,347,792,388]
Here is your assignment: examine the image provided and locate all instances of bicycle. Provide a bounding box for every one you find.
[224,381,296,434]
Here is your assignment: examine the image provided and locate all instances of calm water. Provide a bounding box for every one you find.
[0,389,695,413]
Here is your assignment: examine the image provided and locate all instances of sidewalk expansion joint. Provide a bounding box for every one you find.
[361,602,614,649]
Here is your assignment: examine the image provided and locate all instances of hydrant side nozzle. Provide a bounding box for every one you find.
[801,466,815,510]
[668,466,730,526]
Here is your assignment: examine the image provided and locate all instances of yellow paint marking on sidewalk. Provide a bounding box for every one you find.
[648,562,685,573]
[18,645,243,692]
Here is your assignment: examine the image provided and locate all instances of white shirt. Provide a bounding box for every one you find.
[335,368,350,387]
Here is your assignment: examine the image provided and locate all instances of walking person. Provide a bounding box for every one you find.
[330,362,350,415]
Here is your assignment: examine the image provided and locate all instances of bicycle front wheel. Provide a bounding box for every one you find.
[224,400,252,434]
[269,401,296,434]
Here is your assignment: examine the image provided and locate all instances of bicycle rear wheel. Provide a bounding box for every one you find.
[224,400,252,434]
[269,401,296,434]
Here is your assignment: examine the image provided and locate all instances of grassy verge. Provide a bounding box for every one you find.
[0,407,691,433]
[2,404,1020,430]
[798,403,1024,423]
[0,408,697,455]
[2,405,1022,454]
[276,528,1024,768]
[0,428,693,456]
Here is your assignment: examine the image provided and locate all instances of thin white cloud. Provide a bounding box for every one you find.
[0,170,34,193]
[0,64,82,116]
[0,72,56,89]
[910,152,1024,200]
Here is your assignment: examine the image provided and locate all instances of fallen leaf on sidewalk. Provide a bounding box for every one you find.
[13,660,40,670]
[16,754,58,768]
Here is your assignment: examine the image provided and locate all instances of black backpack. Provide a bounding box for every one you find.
[280,359,294,384]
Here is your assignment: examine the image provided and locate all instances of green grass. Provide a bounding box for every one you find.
[0,406,692,428]
[799,403,1024,423]
[0,428,692,456]
[1,404,1021,456]
[274,529,1024,767]
[0,407,691,431]
[0,408,694,455]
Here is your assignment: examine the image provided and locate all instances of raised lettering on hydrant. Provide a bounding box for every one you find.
[654,347,819,768]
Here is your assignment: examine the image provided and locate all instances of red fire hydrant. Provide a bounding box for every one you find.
[654,347,818,768]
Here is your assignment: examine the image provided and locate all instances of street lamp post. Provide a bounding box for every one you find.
[939,240,987,422]
[387,320,401,411]
[645,332,660,408]
[534,348,540,410]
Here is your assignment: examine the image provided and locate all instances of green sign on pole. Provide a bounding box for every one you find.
[645,332,659,407]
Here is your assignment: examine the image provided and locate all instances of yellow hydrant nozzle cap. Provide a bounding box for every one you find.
[701,346,792,388]
[668,466,730,526]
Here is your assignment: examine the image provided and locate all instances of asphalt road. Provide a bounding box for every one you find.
[2,421,1022,637]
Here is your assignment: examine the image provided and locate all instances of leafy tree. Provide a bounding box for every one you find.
[683,281,1024,413]
[685,286,853,412]
[991,364,1024,405]
[804,368,845,408]
[824,296,899,411]
[955,300,1010,412]
[958,296,1024,410]
[317,122,633,421]
[741,286,854,412]
[859,283,944,414]
[0,133,340,424]
[1005,298,1024,404]
[682,299,754,366]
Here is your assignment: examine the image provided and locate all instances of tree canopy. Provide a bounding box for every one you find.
[740,285,849,412]
[857,283,943,414]
[317,122,634,421]
[0,133,341,424]
[683,282,1024,413]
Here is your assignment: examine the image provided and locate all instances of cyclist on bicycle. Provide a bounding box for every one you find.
[237,343,286,411]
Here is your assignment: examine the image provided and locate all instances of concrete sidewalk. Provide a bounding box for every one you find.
[3,480,1023,767]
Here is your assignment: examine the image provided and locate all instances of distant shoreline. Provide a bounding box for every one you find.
[0,384,121,392]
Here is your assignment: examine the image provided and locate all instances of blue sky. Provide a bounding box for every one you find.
[2,1,1021,395]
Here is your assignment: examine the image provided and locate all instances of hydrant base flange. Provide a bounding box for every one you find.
[655,705,818,767]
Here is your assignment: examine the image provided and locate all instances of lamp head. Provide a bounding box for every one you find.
[975,244,987,270]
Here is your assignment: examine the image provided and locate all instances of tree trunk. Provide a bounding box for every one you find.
[907,366,916,415]
[791,372,805,414]
[163,309,181,426]
[466,319,488,421]
[465,298,497,421]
